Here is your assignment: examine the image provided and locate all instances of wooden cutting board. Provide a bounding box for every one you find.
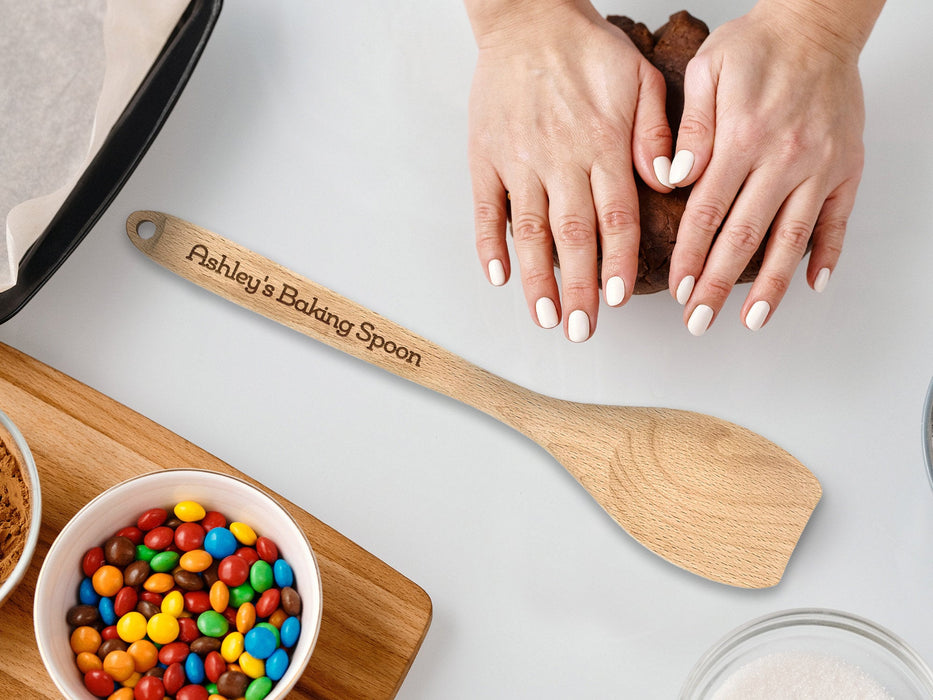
[0,341,432,698]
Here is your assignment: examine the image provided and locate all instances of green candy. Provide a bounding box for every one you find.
[150,551,180,572]
[229,582,255,607]
[245,676,273,700]
[249,560,274,593]
[197,610,229,638]
[206,683,218,695]
[135,544,157,562]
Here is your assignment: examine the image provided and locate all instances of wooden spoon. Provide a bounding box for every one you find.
[127,211,821,589]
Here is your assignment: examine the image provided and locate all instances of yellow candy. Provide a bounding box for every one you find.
[146,613,180,645]
[208,695,227,700]
[162,590,185,617]
[76,651,103,673]
[237,651,265,679]
[121,671,142,689]
[210,580,230,613]
[236,601,256,634]
[174,500,207,522]
[127,639,158,672]
[116,611,148,643]
[180,549,213,573]
[229,521,257,546]
[220,631,245,663]
[143,572,175,593]
[103,650,135,682]
[108,688,134,700]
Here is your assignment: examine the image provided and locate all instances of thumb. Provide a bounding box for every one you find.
[631,63,674,192]
[669,53,717,187]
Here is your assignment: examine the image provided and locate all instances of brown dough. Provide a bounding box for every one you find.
[521,11,769,294]
[0,435,30,585]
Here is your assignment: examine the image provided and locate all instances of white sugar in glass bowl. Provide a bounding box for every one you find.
[681,609,933,699]
[34,468,323,698]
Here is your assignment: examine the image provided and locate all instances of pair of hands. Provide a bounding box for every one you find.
[467,1,871,341]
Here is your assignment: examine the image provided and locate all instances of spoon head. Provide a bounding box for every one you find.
[546,405,821,588]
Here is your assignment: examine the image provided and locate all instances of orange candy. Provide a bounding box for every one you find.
[143,572,175,593]
[209,580,229,613]
[179,549,213,573]
[127,639,159,672]
[75,651,103,673]
[235,602,256,634]
[267,608,287,628]
[70,625,102,654]
[107,688,134,700]
[92,565,124,597]
[103,649,135,682]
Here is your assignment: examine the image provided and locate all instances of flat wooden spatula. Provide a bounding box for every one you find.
[127,211,821,588]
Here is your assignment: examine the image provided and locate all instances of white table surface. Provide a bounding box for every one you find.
[3,1,933,697]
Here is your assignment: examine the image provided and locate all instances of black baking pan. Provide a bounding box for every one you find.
[0,0,222,324]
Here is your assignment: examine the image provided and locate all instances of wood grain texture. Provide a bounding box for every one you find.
[0,341,431,699]
[127,212,822,589]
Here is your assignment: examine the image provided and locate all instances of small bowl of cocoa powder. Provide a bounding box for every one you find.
[0,408,41,607]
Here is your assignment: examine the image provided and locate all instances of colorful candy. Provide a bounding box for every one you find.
[67,501,302,698]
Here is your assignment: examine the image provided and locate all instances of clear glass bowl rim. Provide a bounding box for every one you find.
[680,608,933,699]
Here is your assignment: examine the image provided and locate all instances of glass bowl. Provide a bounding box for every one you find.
[0,408,42,607]
[681,608,933,699]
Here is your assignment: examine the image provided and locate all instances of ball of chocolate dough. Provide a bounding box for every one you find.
[515,11,770,295]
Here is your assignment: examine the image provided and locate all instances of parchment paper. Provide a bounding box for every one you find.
[0,0,191,292]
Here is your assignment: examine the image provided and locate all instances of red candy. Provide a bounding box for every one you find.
[162,662,186,695]
[84,669,115,697]
[176,685,209,700]
[217,556,249,587]
[158,641,190,666]
[143,526,174,551]
[82,547,105,577]
[114,526,144,545]
[114,587,139,617]
[178,616,200,643]
[235,546,259,567]
[255,588,280,618]
[101,625,119,641]
[204,651,226,683]
[137,508,168,531]
[256,536,278,563]
[183,591,211,614]
[200,511,226,531]
[174,522,206,552]
[133,676,166,700]
[140,590,164,606]
[222,606,238,626]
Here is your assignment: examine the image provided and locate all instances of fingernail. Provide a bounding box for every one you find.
[675,275,695,305]
[487,259,506,286]
[653,156,672,188]
[668,150,695,186]
[745,300,770,331]
[687,304,714,336]
[535,297,560,329]
[606,276,626,306]
[814,267,831,293]
[568,310,590,342]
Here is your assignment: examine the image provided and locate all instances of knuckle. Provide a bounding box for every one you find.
[598,204,639,235]
[561,278,596,299]
[511,214,550,246]
[521,266,555,290]
[773,219,813,255]
[553,217,595,248]
[756,273,790,298]
[677,115,712,142]
[722,221,764,257]
[686,200,728,236]
[702,274,735,300]
[639,121,673,147]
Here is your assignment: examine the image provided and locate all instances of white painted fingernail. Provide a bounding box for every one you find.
[653,156,672,188]
[606,276,626,306]
[568,310,590,342]
[745,300,770,331]
[487,259,506,286]
[813,267,831,293]
[687,304,714,336]
[675,275,695,305]
[668,150,695,186]
[535,297,560,329]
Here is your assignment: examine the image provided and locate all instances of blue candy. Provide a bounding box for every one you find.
[79,578,100,605]
[203,527,238,559]
[98,596,116,626]
[280,616,300,649]
[265,647,289,681]
[273,559,294,588]
[244,626,278,660]
[185,650,205,684]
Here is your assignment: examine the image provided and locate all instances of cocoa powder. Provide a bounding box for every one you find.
[0,434,30,584]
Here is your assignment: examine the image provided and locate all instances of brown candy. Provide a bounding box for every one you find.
[66,605,99,627]
[143,667,164,679]
[217,670,251,697]
[103,536,136,567]
[124,559,151,587]
[136,600,160,619]
[280,586,302,616]
[189,636,222,656]
[173,569,204,591]
[201,561,220,588]
[98,638,128,657]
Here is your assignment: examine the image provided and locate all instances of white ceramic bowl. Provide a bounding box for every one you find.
[681,608,933,699]
[0,408,42,607]
[922,375,933,491]
[34,468,323,698]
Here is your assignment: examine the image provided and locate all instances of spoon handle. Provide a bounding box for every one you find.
[127,211,537,426]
